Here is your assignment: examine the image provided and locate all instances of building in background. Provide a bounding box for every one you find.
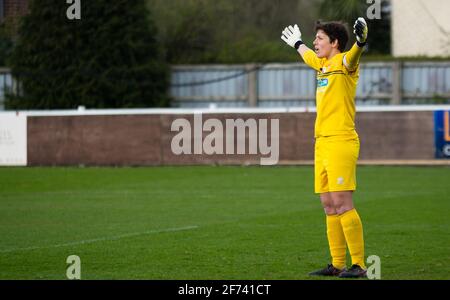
[391,0,450,57]
[0,0,29,20]
[0,0,29,26]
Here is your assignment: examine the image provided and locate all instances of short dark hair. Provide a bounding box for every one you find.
[315,21,349,52]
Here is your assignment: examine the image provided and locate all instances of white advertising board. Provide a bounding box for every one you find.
[0,113,27,166]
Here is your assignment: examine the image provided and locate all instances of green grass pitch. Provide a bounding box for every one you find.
[0,166,448,279]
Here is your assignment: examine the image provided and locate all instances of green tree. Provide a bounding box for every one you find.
[6,0,170,109]
[147,0,321,63]
[0,25,13,66]
[0,15,19,67]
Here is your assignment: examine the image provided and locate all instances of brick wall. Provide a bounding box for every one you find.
[26,111,436,166]
[3,0,28,19]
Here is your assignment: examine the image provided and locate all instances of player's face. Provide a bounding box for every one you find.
[313,30,333,58]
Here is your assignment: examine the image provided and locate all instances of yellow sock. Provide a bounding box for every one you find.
[340,208,366,268]
[326,214,347,270]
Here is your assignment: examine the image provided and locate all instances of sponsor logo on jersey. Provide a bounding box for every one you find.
[317,78,328,87]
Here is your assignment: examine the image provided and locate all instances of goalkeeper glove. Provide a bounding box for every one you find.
[281,24,304,50]
[353,17,368,47]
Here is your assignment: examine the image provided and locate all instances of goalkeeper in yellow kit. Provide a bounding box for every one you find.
[281,18,368,278]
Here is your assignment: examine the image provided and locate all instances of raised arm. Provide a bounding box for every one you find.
[281,24,322,71]
[343,17,368,71]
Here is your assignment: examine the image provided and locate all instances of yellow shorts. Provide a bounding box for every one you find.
[314,135,360,194]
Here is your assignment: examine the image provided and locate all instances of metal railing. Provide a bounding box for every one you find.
[1,61,449,109]
[0,68,15,110]
[171,61,450,107]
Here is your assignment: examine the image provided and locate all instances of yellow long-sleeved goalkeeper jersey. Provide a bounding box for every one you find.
[302,45,361,138]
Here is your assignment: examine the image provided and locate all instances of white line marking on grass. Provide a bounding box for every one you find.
[0,225,199,253]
